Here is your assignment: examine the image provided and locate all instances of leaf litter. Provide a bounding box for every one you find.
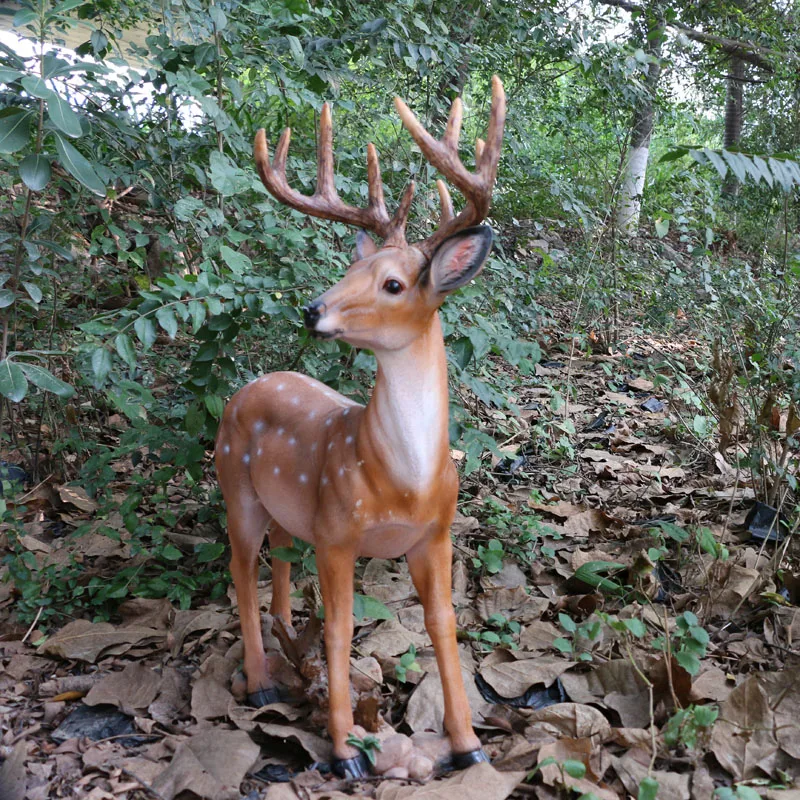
[2,332,800,798]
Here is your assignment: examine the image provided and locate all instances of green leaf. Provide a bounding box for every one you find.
[271,545,303,563]
[622,618,647,638]
[21,74,53,99]
[638,777,659,800]
[184,401,206,436]
[219,244,252,274]
[17,362,73,398]
[553,637,573,653]
[558,613,577,633]
[47,92,82,137]
[156,306,178,339]
[674,650,701,676]
[654,218,669,238]
[0,109,32,154]
[161,544,183,561]
[563,760,586,779]
[53,133,105,196]
[286,35,304,66]
[573,561,626,594]
[196,542,225,563]
[209,5,227,30]
[693,704,718,727]
[19,154,51,191]
[134,316,157,350]
[0,360,28,402]
[0,67,23,82]
[91,347,112,384]
[21,281,42,303]
[114,333,137,368]
[352,593,394,622]
[205,394,224,419]
[188,299,206,333]
[0,289,15,308]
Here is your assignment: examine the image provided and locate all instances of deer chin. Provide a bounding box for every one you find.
[310,328,342,340]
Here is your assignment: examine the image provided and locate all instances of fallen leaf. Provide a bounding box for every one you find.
[523,703,611,745]
[375,761,525,800]
[613,747,690,799]
[57,485,97,513]
[710,676,778,780]
[360,619,430,659]
[479,653,575,698]
[38,619,165,663]
[84,662,162,715]
[537,738,616,799]
[256,722,332,762]
[362,559,416,604]
[0,741,27,800]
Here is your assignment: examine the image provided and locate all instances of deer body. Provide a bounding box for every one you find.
[217,78,506,777]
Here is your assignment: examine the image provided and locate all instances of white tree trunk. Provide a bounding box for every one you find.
[617,144,651,233]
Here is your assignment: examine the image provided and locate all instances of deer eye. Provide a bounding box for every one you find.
[383,279,403,295]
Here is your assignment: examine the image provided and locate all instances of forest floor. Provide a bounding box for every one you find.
[1,303,799,800]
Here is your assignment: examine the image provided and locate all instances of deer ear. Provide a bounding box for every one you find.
[428,226,493,294]
[354,229,379,261]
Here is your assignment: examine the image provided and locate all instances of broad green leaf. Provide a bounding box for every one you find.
[188,299,206,333]
[209,5,227,30]
[54,133,105,196]
[721,150,746,182]
[19,154,51,191]
[196,541,225,563]
[114,333,137,367]
[622,618,647,637]
[0,360,27,402]
[0,67,23,82]
[17,362,74,398]
[205,394,224,418]
[155,306,178,339]
[654,218,669,238]
[184,401,206,435]
[161,544,183,561]
[91,347,112,384]
[271,546,303,563]
[286,35,304,66]
[52,0,87,12]
[703,149,728,179]
[219,244,251,274]
[563,760,586,779]
[0,289,15,308]
[675,650,700,675]
[47,92,82,137]
[0,109,32,154]
[352,593,394,622]
[21,74,53,99]
[573,561,626,594]
[21,281,42,303]
[134,316,157,350]
[638,777,659,800]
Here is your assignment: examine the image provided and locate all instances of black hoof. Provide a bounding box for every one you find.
[444,748,490,772]
[247,686,296,707]
[332,752,372,779]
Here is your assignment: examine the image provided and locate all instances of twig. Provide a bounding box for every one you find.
[21,605,44,644]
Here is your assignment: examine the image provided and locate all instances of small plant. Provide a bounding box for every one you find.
[553,612,603,661]
[271,537,318,575]
[482,497,560,565]
[395,643,422,683]
[696,526,729,561]
[653,610,710,675]
[467,613,520,651]
[345,733,382,767]
[664,704,719,750]
[473,538,505,574]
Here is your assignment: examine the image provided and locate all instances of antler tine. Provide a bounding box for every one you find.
[254,105,412,242]
[394,75,506,257]
[436,179,454,225]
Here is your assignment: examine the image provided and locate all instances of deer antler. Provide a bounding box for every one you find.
[254,104,414,247]
[394,75,506,257]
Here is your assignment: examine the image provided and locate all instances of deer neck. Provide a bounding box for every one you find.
[362,313,450,489]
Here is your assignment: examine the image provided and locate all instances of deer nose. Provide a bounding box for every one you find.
[303,301,325,329]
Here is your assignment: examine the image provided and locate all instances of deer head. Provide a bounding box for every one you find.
[254,76,506,353]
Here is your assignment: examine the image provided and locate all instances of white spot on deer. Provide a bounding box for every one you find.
[273,466,280,476]
[276,383,285,391]
[342,408,350,416]
[311,442,318,452]
[299,473,308,484]
[277,427,284,436]
[345,436,353,445]
[321,475,329,485]
[243,453,250,465]
[292,396,300,406]
[253,420,264,433]
[257,447,263,456]
[288,437,296,446]
[327,441,335,451]
[222,443,230,454]
[338,467,345,477]
[325,417,333,426]
[308,410,317,420]
[355,499,363,508]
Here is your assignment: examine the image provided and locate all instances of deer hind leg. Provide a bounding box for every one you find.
[406,529,487,767]
[268,523,293,623]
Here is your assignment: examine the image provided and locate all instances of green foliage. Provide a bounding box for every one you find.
[394,643,421,683]
[663,704,719,750]
[344,733,382,766]
[467,612,520,651]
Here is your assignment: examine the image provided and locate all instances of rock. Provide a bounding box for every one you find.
[407,755,434,780]
[373,733,413,774]
[351,656,382,691]
[383,766,410,779]
[527,238,550,253]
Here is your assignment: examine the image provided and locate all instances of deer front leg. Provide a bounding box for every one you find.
[406,529,486,766]
[316,542,368,777]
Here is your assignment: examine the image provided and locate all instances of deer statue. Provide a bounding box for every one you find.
[216,76,506,778]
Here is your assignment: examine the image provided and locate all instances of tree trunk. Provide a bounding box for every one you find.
[617,16,664,234]
[722,55,745,194]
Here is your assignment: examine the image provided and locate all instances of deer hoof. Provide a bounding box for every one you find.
[247,686,297,707]
[331,752,372,779]
[447,748,490,771]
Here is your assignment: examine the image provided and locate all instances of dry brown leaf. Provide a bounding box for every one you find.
[479,653,575,698]
[519,621,561,652]
[710,676,778,780]
[37,619,165,663]
[57,485,97,512]
[362,559,416,604]
[148,667,191,726]
[119,597,174,630]
[475,587,549,624]
[191,676,235,721]
[758,669,800,760]
[148,729,260,800]
[537,738,616,800]
[709,565,762,618]
[613,748,690,799]
[256,722,332,761]
[690,666,735,703]
[170,608,230,657]
[405,665,492,734]
[84,662,162,716]
[375,761,525,800]
[523,703,612,745]
[360,619,430,659]
[0,741,27,800]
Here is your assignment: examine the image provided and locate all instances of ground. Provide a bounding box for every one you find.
[1,320,799,800]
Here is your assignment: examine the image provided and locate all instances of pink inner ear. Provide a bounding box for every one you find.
[440,238,478,282]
